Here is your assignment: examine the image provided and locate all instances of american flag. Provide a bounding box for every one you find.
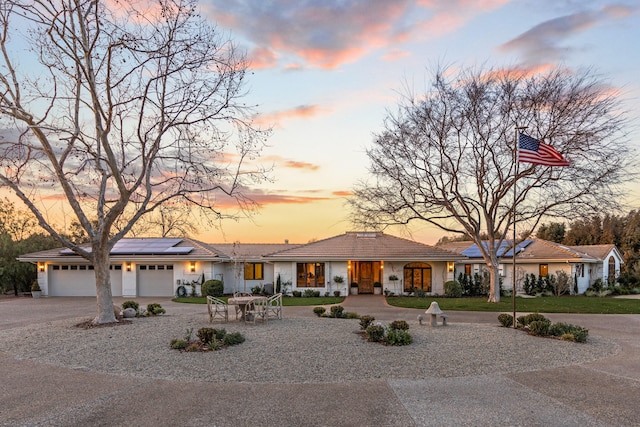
[517,133,570,166]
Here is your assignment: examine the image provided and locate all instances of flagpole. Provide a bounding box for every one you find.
[513,126,526,328]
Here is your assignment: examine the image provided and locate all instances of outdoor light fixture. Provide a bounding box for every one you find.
[126,262,132,272]
[380,261,384,270]
[189,261,196,273]
[38,263,45,272]
[447,262,455,273]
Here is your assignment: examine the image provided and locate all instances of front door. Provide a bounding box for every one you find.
[359,262,374,293]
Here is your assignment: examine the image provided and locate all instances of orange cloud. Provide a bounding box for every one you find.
[283,161,320,171]
[332,190,353,197]
[247,47,278,70]
[253,105,328,127]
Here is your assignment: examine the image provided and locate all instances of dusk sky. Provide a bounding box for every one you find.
[193,0,639,245]
[4,0,639,246]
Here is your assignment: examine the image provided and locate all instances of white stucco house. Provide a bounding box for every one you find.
[18,232,465,297]
[19,234,622,297]
[439,238,624,294]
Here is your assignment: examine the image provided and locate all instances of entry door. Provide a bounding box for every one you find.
[359,262,374,293]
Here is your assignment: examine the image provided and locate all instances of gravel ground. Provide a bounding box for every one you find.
[0,313,618,384]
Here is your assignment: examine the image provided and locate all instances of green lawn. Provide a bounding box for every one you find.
[172,295,639,314]
[386,296,640,314]
[172,296,344,306]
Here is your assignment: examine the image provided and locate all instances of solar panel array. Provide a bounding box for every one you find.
[60,238,193,255]
[461,240,533,258]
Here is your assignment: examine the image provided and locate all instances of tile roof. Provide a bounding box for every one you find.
[567,244,618,261]
[265,232,463,261]
[208,242,302,259]
[18,237,220,262]
[437,238,616,263]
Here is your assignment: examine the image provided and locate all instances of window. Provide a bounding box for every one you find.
[539,264,549,277]
[244,263,264,280]
[296,263,325,287]
[608,256,616,284]
[404,262,432,292]
[464,264,471,276]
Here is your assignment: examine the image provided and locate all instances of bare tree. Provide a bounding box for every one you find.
[350,65,632,302]
[0,0,269,322]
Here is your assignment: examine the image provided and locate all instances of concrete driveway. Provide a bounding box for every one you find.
[1,295,639,426]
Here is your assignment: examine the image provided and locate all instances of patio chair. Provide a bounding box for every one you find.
[265,292,283,320]
[245,297,267,323]
[207,296,229,323]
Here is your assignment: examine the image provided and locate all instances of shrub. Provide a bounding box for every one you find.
[251,285,263,295]
[223,332,245,346]
[122,300,139,311]
[197,327,215,344]
[528,320,551,336]
[329,305,344,318]
[208,341,222,351]
[359,315,375,330]
[146,303,165,315]
[214,328,226,340]
[517,313,548,328]
[186,342,202,352]
[333,290,341,297]
[170,339,187,350]
[385,328,413,346]
[303,289,320,297]
[549,322,588,342]
[313,306,326,317]
[389,320,409,331]
[202,279,224,297]
[443,280,462,298]
[415,289,427,298]
[497,313,514,328]
[292,290,302,297]
[365,324,385,342]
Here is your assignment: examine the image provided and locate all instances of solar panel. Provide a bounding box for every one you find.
[461,240,533,258]
[61,238,192,255]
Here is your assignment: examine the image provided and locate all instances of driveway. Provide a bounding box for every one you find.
[1,295,639,426]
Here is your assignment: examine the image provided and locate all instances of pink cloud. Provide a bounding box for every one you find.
[253,105,328,127]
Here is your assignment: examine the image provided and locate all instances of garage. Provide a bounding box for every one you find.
[137,264,174,296]
[48,265,123,297]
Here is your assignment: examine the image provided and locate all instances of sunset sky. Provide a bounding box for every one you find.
[4,0,639,246]
[193,0,640,245]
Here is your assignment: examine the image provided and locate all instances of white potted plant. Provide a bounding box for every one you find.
[350,282,358,295]
[373,281,382,295]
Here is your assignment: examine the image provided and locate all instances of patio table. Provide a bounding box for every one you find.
[228,296,267,321]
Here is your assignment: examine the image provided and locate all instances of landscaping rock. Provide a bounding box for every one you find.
[123,307,137,318]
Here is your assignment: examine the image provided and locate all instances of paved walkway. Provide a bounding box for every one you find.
[1,295,639,426]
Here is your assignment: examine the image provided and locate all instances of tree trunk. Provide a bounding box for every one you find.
[92,248,117,324]
[487,263,501,303]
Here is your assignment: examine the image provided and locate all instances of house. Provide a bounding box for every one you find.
[20,233,621,297]
[438,238,623,294]
[18,232,464,297]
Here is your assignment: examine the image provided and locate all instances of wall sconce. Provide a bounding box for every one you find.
[380,261,384,270]
[447,262,455,273]
[38,263,45,272]
[347,261,351,270]
[126,262,132,272]
[189,261,196,273]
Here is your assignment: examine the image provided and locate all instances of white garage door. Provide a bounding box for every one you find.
[137,264,174,296]
[48,265,123,297]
